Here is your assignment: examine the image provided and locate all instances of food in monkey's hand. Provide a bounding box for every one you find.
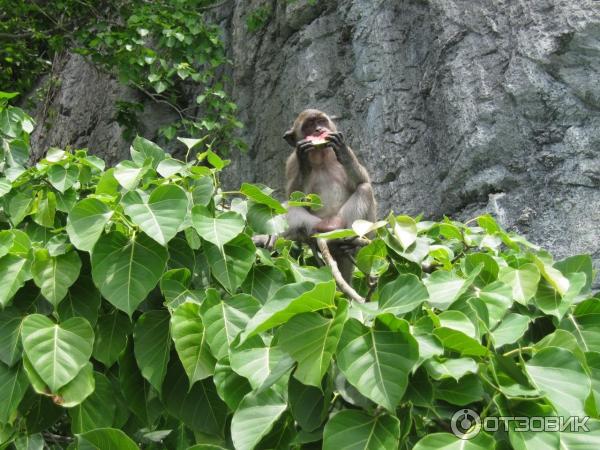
[305,130,330,148]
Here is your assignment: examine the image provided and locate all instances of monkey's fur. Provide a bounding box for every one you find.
[283,109,376,281]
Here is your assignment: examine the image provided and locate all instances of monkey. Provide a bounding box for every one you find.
[282,109,376,281]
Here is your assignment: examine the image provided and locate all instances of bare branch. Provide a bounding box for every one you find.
[316,238,365,303]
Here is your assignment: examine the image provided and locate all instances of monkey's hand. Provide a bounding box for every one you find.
[296,138,316,160]
[313,215,346,233]
[325,132,348,161]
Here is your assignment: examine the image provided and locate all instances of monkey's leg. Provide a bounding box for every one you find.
[283,206,322,240]
[338,183,377,226]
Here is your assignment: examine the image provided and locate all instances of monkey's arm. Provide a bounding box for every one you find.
[325,133,370,185]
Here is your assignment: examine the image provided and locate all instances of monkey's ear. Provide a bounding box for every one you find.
[283,129,296,147]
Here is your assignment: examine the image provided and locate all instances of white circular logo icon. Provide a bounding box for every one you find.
[451,408,481,439]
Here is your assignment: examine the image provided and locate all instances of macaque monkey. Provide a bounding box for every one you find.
[282,109,376,280]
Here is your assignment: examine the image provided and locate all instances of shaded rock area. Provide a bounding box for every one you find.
[27,0,600,286]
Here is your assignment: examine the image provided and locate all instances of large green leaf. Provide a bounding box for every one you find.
[498,263,540,305]
[433,311,489,357]
[525,347,591,418]
[278,300,348,387]
[191,207,245,249]
[0,254,31,307]
[230,343,294,390]
[241,265,286,304]
[0,362,28,423]
[122,184,188,246]
[171,302,215,385]
[57,275,101,326]
[241,280,336,341]
[435,373,484,405]
[202,292,261,360]
[336,315,419,412]
[231,390,287,450]
[288,376,330,432]
[31,249,81,307]
[130,135,165,168]
[240,183,286,214]
[77,428,139,450]
[323,410,400,450]
[0,307,24,367]
[92,311,132,367]
[213,358,252,411]
[113,160,145,190]
[560,299,600,352]
[47,165,79,193]
[91,231,168,316]
[413,432,495,450]
[163,359,228,437]
[491,313,530,348]
[133,310,171,392]
[204,234,255,293]
[424,271,472,310]
[69,372,116,433]
[56,362,95,408]
[378,274,429,315]
[21,314,94,392]
[66,198,113,252]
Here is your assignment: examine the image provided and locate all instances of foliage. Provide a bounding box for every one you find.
[0,0,244,153]
[0,97,599,449]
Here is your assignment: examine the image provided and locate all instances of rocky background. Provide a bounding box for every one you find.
[28,0,600,287]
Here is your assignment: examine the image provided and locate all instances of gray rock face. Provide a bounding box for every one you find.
[224,0,600,286]
[27,0,600,286]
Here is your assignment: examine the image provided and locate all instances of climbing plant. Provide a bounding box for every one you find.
[0,96,599,449]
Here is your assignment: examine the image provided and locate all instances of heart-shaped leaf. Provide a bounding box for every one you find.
[32,249,81,308]
[122,184,188,246]
[91,231,168,316]
[323,410,400,450]
[21,314,94,392]
[191,206,245,249]
[66,198,113,252]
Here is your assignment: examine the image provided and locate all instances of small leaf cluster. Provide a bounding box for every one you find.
[0,98,599,449]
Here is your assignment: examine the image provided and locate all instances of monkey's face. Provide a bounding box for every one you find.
[284,109,337,147]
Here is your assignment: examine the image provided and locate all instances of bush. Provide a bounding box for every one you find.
[0,94,598,449]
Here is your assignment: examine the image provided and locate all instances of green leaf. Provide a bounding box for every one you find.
[479,281,513,329]
[231,390,287,450]
[0,362,28,423]
[92,311,131,367]
[57,275,101,326]
[204,234,255,294]
[69,373,116,433]
[337,315,419,412]
[66,198,113,252]
[288,376,330,432]
[202,292,261,360]
[425,357,478,381]
[57,362,95,407]
[491,313,530,348]
[246,203,287,235]
[435,373,484,405]
[323,410,400,450]
[31,249,81,307]
[130,135,165,169]
[278,300,348,387]
[160,269,203,308]
[240,183,286,214]
[191,207,245,249]
[433,311,489,357]
[0,307,23,367]
[14,434,44,450]
[21,315,94,392]
[114,160,145,190]
[33,191,56,227]
[463,252,499,286]
[133,310,171,392]
[163,359,228,436]
[393,215,417,249]
[122,184,188,246]
[555,254,594,293]
[230,344,294,390]
[424,271,472,310]
[241,279,336,341]
[156,157,187,178]
[91,231,168,316]
[525,347,591,418]
[498,263,540,305]
[378,273,429,315]
[0,254,31,307]
[413,432,495,450]
[47,164,79,193]
[241,265,286,304]
[171,302,215,385]
[356,239,389,277]
[77,428,139,450]
[213,358,252,411]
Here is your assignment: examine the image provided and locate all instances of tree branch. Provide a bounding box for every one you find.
[316,238,365,303]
